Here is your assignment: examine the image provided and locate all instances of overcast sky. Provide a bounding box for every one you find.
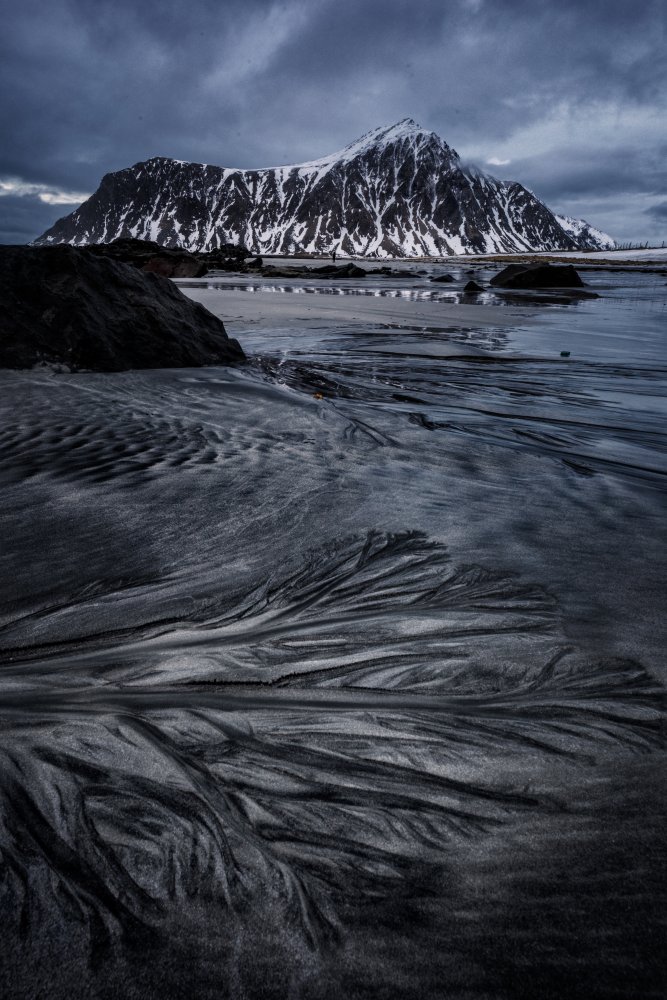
[1,0,665,245]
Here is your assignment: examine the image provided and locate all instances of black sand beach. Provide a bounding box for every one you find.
[0,260,665,998]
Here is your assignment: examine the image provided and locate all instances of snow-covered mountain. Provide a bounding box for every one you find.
[554,215,615,251]
[35,120,614,256]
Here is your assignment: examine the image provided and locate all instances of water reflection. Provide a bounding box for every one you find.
[183,280,508,305]
[176,276,612,309]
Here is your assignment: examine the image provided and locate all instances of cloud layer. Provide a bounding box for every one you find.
[2,0,665,243]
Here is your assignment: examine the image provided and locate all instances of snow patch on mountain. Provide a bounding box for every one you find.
[35,120,615,256]
[555,215,615,251]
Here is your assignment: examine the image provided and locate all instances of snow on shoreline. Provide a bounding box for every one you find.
[527,246,667,261]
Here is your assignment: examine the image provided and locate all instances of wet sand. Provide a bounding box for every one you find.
[0,265,665,998]
[178,282,538,337]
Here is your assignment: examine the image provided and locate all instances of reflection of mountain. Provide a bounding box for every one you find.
[36,119,614,256]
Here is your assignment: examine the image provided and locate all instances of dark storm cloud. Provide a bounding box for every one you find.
[646,202,667,221]
[501,144,667,201]
[0,195,67,245]
[1,0,665,242]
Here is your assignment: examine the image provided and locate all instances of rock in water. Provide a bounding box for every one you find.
[490,263,585,289]
[0,245,245,371]
[464,280,485,293]
[335,263,367,278]
[261,262,368,279]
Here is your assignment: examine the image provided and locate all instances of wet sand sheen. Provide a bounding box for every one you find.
[179,282,540,335]
[0,268,665,998]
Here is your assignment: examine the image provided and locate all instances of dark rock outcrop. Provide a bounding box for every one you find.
[430,273,455,283]
[0,245,245,371]
[260,266,304,278]
[463,280,485,293]
[308,263,367,278]
[200,246,253,272]
[367,266,409,277]
[83,237,248,276]
[490,263,585,289]
[261,262,368,280]
[142,256,208,278]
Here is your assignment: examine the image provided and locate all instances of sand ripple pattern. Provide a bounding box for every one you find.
[1,533,663,993]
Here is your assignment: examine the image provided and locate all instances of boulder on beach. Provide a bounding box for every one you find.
[84,236,171,266]
[142,256,208,278]
[430,274,455,283]
[310,263,367,278]
[464,280,485,293]
[490,263,585,289]
[262,262,368,280]
[0,245,245,371]
[367,266,408,277]
[337,263,367,278]
[260,266,301,278]
[83,237,249,275]
[202,246,252,272]
[86,237,207,276]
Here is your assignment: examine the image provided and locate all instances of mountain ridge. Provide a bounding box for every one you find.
[35,119,614,256]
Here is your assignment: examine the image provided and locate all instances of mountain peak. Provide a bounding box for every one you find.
[277,119,446,174]
[337,118,442,157]
[353,118,425,142]
[35,121,615,256]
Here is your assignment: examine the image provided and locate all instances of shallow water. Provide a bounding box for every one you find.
[0,268,665,998]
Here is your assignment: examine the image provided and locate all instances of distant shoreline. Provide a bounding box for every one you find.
[255,248,667,272]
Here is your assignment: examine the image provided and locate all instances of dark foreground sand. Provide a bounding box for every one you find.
[0,266,665,999]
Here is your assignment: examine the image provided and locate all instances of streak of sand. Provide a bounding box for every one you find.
[179,286,535,345]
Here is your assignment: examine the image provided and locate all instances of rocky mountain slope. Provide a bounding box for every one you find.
[553,214,615,252]
[35,120,614,257]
